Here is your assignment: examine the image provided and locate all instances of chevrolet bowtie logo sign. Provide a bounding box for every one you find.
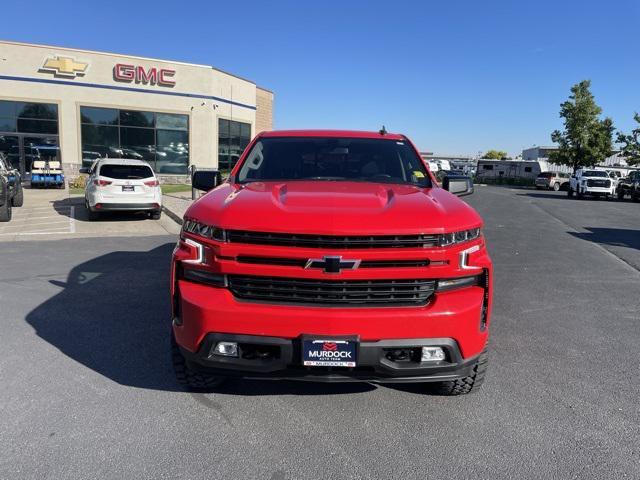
[305,256,361,274]
[41,56,88,78]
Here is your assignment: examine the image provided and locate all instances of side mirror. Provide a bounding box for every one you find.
[79,167,90,174]
[192,170,222,192]
[443,174,474,197]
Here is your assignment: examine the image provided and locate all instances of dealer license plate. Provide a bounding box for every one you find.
[302,339,357,367]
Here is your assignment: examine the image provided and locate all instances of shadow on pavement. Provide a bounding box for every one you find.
[25,243,375,395]
[570,227,640,251]
[517,191,571,200]
[52,197,153,222]
[26,242,181,391]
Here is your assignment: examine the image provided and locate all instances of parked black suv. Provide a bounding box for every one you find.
[616,170,640,202]
[0,152,24,221]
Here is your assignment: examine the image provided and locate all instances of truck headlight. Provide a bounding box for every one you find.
[182,219,226,241]
[439,228,481,247]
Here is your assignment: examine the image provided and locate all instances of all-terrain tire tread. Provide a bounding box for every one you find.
[0,199,11,222]
[171,334,225,391]
[12,183,23,207]
[433,349,488,395]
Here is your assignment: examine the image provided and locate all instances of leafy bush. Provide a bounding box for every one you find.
[68,176,87,189]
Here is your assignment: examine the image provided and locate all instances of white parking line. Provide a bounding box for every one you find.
[19,206,72,211]
[0,231,71,236]
[0,205,76,237]
[69,206,75,233]
[1,220,69,229]
[11,214,72,221]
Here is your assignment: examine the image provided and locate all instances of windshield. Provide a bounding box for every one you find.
[583,170,608,178]
[99,164,154,179]
[237,137,432,187]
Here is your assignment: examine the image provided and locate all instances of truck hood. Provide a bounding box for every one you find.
[185,181,482,235]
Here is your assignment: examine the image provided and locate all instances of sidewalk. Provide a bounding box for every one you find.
[162,192,196,225]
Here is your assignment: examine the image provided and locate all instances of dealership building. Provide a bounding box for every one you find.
[0,40,273,178]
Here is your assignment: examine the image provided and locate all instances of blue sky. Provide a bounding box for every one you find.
[2,0,639,156]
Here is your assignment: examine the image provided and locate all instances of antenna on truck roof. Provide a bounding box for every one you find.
[379,125,387,135]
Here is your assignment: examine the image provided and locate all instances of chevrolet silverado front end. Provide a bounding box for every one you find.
[171,130,493,395]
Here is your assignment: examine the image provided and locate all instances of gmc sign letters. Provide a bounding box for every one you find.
[113,64,176,87]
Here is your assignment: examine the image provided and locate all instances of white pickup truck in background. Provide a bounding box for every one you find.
[567,169,615,199]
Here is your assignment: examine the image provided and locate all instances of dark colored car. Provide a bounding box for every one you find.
[0,152,24,221]
[616,170,640,202]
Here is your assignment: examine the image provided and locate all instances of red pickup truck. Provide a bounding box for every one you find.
[171,130,493,395]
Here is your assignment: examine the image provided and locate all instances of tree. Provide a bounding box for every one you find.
[549,80,614,171]
[616,113,640,166]
[483,150,508,160]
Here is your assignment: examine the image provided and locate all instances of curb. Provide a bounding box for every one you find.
[162,204,184,225]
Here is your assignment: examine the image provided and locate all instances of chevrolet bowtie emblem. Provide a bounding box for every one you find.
[41,56,88,77]
[305,256,361,274]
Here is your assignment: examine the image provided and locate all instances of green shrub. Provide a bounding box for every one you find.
[68,176,87,189]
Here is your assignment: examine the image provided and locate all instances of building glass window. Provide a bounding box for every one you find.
[0,100,61,173]
[16,102,58,120]
[80,106,189,174]
[0,117,17,132]
[218,118,251,171]
[16,118,58,134]
[0,100,59,135]
[81,107,119,125]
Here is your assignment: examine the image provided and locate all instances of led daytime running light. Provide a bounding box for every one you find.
[183,220,226,241]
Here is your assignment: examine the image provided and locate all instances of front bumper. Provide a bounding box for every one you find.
[172,236,493,378]
[178,332,479,383]
[581,186,613,194]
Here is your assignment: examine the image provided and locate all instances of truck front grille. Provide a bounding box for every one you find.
[236,256,432,269]
[228,276,436,306]
[226,230,440,249]
[587,179,610,187]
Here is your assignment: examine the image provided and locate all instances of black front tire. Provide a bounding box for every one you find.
[552,182,560,191]
[430,349,488,395]
[86,200,100,221]
[0,200,11,222]
[12,183,24,207]
[171,333,226,391]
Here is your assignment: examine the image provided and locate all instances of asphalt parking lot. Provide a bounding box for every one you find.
[0,188,179,241]
[0,186,638,479]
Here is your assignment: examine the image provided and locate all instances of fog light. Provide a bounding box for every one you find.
[421,347,445,362]
[211,341,238,357]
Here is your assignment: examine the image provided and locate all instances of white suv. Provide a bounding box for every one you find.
[567,169,615,199]
[81,159,162,220]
